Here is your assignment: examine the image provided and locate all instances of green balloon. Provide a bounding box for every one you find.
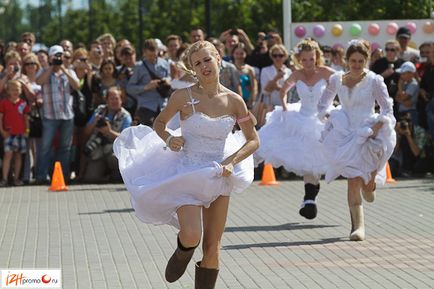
[350,24,362,37]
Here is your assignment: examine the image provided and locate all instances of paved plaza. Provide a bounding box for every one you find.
[0,178,433,289]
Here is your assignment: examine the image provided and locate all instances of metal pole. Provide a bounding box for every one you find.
[205,0,211,36]
[138,0,145,54]
[283,0,291,50]
[88,0,93,42]
[57,0,63,40]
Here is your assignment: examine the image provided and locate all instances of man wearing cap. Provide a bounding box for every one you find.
[396,26,420,62]
[396,61,420,124]
[35,45,80,184]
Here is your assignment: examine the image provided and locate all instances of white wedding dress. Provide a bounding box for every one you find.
[317,70,396,185]
[256,79,329,177]
[113,88,254,228]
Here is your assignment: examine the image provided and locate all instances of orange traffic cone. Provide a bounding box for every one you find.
[259,163,279,186]
[385,162,396,184]
[49,161,68,191]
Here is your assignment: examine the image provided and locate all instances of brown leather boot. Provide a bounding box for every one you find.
[165,236,198,283]
[195,262,219,289]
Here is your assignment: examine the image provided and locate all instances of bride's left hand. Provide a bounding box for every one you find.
[221,163,234,177]
[370,121,384,138]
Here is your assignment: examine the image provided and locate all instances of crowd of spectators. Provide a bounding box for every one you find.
[0,26,433,185]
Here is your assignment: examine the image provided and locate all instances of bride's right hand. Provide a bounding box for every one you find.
[168,136,185,152]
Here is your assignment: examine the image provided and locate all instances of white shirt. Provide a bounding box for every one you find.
[260,65,292,106]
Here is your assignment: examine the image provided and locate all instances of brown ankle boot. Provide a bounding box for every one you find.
[165,236,198,283]
[195,262,219,289]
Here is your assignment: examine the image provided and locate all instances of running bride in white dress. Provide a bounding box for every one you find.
[256,38,335,220]
[113,41,259,289]
[317,39,396,241]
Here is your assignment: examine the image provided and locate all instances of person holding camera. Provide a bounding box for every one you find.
[390,113,428,177]
[82,86,131,182]
[127,39,171,126]
[35,45,80,184]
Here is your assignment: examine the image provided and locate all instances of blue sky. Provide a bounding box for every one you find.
[26,0,87,10]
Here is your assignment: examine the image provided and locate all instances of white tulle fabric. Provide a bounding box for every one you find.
[113,112,254,228]
[317,70,397,185]
[256,79,329,177]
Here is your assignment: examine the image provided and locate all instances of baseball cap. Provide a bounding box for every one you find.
[396,61,416,73]
[48,45,64,57]
[396,27,411,39]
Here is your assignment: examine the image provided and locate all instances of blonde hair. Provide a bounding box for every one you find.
[185,40,220,70]
[72,48,89,62]
[6,80,22,92]
[97,33,116,47]
[4,51,21,65]
[292,38,324,67]
[269,44,288,59]
[385,39,400,50]
[22,53,41,72]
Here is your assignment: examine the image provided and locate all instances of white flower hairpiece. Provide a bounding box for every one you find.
[348,39,363,47]
[294,46,301,54]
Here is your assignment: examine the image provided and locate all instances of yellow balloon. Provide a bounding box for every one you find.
[331,24,343,37]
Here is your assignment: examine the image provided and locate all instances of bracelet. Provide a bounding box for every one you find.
[165,135,174,147]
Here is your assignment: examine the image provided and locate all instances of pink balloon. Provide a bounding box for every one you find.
[371,42,381,52]
[333,43,344,50]
[386,22,398,35]
[313,24,325,38]
[406,22,417,34]
[368,23,380,36]
[294,25,306,38]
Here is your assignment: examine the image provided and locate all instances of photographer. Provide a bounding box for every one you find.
[82,86,131,182]
[35,45,80,184]
[389,113,428,177]
[126,39,170,126]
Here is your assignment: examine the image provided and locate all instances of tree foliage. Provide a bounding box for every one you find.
[0,0,432,47]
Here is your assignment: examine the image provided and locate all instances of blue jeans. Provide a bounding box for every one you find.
[36,118,74,181]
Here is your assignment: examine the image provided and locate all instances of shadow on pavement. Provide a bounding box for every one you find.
[78,208,134,215]
[225,222,339,233]
[222,237,345,250]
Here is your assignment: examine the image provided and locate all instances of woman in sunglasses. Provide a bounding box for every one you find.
[318,39,396,241]
[371,40,404,111]
[259,44,292,107]
[257,38,335,220]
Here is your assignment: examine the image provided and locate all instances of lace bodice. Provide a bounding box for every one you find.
[179,88,236,167]
[295,79,327,116]
[318,70,394,127]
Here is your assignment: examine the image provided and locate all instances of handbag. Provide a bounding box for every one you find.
[251,93,273,128]
[29,105,42,138]
[142,60,172,99]
[72,89,88,126]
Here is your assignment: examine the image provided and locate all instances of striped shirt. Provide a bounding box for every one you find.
[37,68,78,120]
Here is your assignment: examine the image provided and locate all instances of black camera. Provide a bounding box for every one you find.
[52,57,63,66]
[96,116,108,128]
[399,121,409,130]
[13,65,20,73]
[83,133,103,156]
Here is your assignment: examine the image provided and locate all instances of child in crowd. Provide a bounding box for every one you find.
[0,80,30,186]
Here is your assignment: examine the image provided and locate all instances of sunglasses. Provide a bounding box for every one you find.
[385,48,396,52]
[24,62,37,66]
[272,54,285,58]
[63,55,72,59]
